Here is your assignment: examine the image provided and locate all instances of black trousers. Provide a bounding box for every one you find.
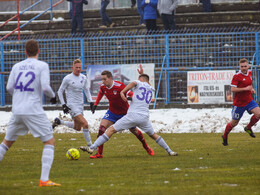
[145,19,157,33]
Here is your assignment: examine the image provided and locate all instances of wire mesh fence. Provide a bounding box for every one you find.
[1,28,260,106]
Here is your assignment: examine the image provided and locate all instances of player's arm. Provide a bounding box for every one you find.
[231,85,253,93]
[6,67,15,95]
[57,77,71,114]
[83,79,93,103]
[91,88,104,114]
[41,65,55,98]
[120,81,137,102]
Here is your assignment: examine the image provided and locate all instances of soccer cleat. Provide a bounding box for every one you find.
[169,151,178,156]
[39,180,61,187]
[145,146,154,156]
[52,118,61,129]
[222,135,228,146]
[79,146,95,154]
[90,153,103,159]
[244,127,256,138]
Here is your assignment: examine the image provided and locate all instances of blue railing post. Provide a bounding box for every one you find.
[0,42,5,106]
[255,32,259,102]
[50,0,53,21]
[165,35,170,104]
[80,38,85,69]
[80,38,86,103]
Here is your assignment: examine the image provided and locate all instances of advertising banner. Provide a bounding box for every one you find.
[187,70,236,104]
[86,64,155,102]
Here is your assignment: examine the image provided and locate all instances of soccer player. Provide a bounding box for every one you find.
[0,39,61,187]
[80,74,178,156]
[222,58,260,146]
[53,59,93,147]
[80,69,154,158]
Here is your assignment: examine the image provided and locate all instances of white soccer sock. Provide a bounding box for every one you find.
[61,120,74,129]
[0,142,9,161]
[155,136,173,154]
[40,145,54,182]
[92,134,109,149]
[83,129,92,146]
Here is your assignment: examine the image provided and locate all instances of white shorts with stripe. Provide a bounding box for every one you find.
[5,114,53,142]
[113,112,155,136]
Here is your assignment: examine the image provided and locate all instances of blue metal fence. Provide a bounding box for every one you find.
[0,29,260,106]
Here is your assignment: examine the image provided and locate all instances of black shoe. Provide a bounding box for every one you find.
[222,135,228,146]
[52,118,61,129]
[244,127,256,138]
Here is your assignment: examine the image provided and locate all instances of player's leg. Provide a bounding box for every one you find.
[0,140,15,161]
[0,115,24,161]
[74,114,92,146]
[140,120,177,156]
[244,101,260,138]
[129,127,154,156]
[222,105,245,146]
[52,117,74,129]
[23,114,60,187]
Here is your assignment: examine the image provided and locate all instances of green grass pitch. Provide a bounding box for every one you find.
[0,133,259,195]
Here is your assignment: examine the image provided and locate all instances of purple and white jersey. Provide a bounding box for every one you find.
[6,58,55,115]
[127,80,154,117]
[58,73,92,108]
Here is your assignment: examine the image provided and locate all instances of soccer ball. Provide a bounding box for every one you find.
[66,148,80,160]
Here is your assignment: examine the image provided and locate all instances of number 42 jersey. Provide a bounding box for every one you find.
[128,80,155,117]
[6,58,55,115]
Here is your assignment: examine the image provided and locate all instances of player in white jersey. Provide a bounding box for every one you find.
[53,59,93,147]
[81,74,178,156]
[0,39,61,187]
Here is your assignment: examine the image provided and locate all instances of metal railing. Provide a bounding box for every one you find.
[0,0,64,41]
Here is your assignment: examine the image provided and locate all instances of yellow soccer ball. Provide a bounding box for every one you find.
[66,148,80,160]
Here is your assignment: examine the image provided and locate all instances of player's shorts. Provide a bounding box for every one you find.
[5,114,53,142]
[113,112,154,136]
[68,104,83,118]
[102,110,125,123]
[231,100,258,120]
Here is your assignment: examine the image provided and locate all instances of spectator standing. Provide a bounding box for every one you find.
[137,0,145,26]
[100,0,115,28]
[157,0,178,31]
[67,0,88,34]
[141,0,158,32]
[200,0,211,12]
[131,0,136,8]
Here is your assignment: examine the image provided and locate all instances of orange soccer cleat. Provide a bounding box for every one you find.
[39,180,61,187]
[90,153,103,159]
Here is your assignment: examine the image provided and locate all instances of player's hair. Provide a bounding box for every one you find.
[239,58,248,64]
[139,74,149,82]
[25,39,39,57]
[101,70,113,78]
[73,59,82,65]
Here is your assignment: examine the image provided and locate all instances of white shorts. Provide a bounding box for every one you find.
[5,114,53,142]
[113,112,155,136]
[68,105,83,118]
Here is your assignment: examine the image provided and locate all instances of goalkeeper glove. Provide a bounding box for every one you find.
[50,96,57,104]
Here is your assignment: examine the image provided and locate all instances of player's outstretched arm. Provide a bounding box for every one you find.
[120,81,137,101]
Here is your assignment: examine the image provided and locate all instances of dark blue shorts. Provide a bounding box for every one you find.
[102,110,136,129]
[231,100,258,120]
[102,110,125,123]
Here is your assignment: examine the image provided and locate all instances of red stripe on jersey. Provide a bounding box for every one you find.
[231,70,253,107]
